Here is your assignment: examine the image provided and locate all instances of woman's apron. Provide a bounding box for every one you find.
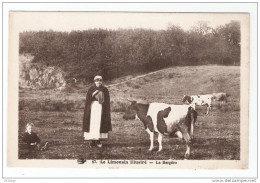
[84,101,108,140]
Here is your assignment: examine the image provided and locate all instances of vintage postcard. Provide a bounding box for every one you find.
[7,11,249,170]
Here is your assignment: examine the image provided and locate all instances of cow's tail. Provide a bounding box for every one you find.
[189,107,197,124]
[187,107,198,134]
[192,110,198,125]
[190,108,197,141]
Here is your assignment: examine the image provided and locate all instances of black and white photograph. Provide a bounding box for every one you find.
[6,9,251,171]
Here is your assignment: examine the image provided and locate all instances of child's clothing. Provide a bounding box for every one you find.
[22,131,40,149]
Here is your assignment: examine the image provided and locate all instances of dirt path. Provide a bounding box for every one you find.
[107,69,167,88]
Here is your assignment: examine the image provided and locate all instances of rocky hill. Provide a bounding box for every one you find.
[19,54,66,90]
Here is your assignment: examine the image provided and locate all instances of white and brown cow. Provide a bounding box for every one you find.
[123,100,197,159]
[212,93,230,104]
[182,94,213,115]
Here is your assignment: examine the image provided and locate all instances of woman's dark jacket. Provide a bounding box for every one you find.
[82,85,112,133]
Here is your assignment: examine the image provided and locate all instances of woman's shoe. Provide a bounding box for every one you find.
[96,141,102,148]
[90,141,96,147]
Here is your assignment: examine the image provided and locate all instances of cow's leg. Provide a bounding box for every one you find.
[183,131,191,159]
[175,131,183,141]
[208,102,213,112]
[157,133,163,152]
[146,128,154,151]
[223,99,226,104]
[178,125,191,159]
[190,119,194,140]
[206,105,209,115]
[224,97,228,103]
[185,143,191,159]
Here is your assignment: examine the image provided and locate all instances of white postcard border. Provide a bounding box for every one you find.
[2,2,258,179]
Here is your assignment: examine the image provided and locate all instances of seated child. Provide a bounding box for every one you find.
[22,123,48,151]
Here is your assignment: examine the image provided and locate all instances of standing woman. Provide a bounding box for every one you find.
[83,75,112,147]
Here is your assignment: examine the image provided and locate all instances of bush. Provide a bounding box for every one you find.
[213,102,240,112]
[19,21,240,81]
[126,82,140,89]
[111,101,128,112]
[168,73,174,79]
[19,99,77,112]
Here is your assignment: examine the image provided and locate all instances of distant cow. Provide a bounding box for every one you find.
[123,100,197,159]
[212,93,230,103]
[182,95,213,115]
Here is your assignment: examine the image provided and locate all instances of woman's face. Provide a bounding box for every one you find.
[94,79,102,87]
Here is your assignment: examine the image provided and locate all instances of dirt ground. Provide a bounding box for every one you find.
[18,109,240,160]
[18,65,240,160]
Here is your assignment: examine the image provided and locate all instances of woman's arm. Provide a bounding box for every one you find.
[92,90,99,97]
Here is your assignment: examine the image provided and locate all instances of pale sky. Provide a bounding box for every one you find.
[11,12,245,32]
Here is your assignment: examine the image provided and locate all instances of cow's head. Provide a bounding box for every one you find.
[182,95,192,104]
[123,99,138,120]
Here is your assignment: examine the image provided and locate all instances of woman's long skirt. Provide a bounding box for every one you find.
[84,101,108,140]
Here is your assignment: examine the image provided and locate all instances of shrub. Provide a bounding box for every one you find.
[20,21,240,82]
[213,102,240,112]
[132,84,140,89]
[111,101,128,112]
[125,82,140,89]
[19,99,78,112]
[168,73,174,79]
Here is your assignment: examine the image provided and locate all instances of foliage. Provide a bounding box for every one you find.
[19,21,240,82]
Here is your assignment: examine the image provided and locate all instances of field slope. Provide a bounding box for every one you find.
[19,65,240,160]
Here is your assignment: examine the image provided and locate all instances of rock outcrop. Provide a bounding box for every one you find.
[19,54,66,90]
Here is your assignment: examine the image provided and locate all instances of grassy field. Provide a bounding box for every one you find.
[18,65,240,160]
